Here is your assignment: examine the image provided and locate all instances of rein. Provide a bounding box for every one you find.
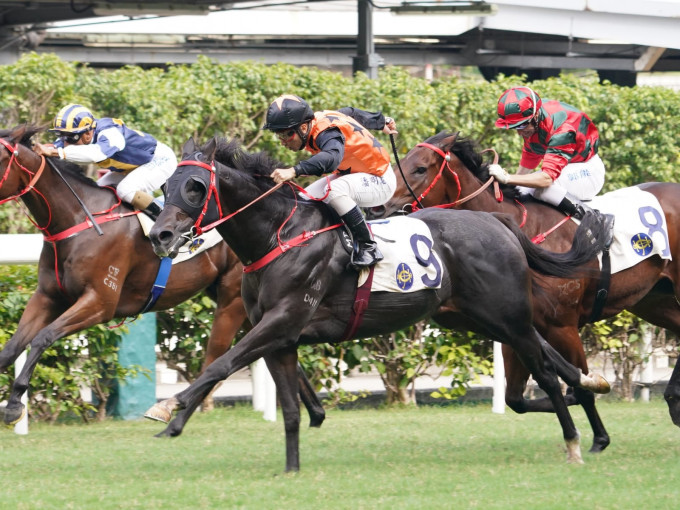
[412,142,502,211]
[416,140,574,243]
[179,159,343,272]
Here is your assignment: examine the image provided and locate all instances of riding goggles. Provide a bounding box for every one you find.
[275,129,296,142]
[58,133,83,144]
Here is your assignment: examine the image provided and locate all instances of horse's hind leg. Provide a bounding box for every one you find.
[503,337,611,453]
[629,293,680,427]
[297,363,325,428]
[4,293,110,425]
[265,349,302,472]
[0,292,61,371]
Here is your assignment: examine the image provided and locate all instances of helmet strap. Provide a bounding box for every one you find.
[295,121,311,151]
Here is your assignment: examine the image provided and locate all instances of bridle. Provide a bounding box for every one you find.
[0,138,47,207]
[171,157,342,272]
[404,141,502,212]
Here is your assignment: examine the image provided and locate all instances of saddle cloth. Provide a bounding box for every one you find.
[137,214,223,263]
[358,216,444,293]
[586,186,672,274]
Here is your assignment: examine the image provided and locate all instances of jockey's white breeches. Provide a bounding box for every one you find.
[96,141,178,203]
[518,154,606,205]
[303,165,397,216]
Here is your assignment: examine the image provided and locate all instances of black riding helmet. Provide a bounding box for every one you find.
[262,94,314,131]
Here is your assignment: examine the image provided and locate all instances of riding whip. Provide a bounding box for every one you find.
[45,158,104,236]
[389,133,424,210]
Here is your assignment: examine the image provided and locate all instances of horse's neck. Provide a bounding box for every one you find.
[23,161,113,235]
[217,188,328,267]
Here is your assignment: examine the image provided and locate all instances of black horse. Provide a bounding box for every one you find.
[145,137,611,471]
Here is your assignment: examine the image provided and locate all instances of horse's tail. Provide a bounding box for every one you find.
[492,212,605,278]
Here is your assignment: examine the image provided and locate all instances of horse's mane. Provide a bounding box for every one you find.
[427,130,522,200]
[1,123,107,191]
[211,137,283,179]
[207,137,292,197]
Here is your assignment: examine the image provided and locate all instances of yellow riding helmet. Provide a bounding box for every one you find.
[49,104,97,134]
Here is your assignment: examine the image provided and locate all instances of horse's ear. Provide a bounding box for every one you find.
[202,137,218,160]
[182,137,197,158]
[10,123,28,143]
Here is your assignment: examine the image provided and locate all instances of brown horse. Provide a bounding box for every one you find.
[369,131,680,452]
[0,124,323,427]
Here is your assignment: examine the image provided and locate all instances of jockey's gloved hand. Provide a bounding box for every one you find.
[488,164,510,184]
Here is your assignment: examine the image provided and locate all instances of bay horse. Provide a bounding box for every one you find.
[144,136,611,471]
[368,130,680,452]
[0,124,323,427]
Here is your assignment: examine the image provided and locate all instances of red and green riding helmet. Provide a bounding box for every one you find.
[495,87,543,129]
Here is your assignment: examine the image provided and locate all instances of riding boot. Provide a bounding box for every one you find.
[557,194,615,248]
[142,200,163,221]
[341,205,383,269]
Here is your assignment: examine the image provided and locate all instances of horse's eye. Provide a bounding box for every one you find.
[414,166,427,175]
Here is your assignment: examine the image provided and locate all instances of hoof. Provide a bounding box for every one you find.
[309,413,325,429]
[3,405,25,426]
[588,373,611,394]
[565,435,584,464]
[580,372,610,394]
[144,401,173,423]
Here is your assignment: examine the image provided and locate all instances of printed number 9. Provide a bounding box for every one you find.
[410,234,442,288]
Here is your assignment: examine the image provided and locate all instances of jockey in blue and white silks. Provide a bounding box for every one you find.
[35,104,176,220]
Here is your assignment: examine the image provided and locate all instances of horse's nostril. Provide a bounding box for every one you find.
[158,230,174,242]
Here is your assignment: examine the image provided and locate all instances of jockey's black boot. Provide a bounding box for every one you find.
[142,200,163,221]
[557,193,615,248]
[341,205,383,269]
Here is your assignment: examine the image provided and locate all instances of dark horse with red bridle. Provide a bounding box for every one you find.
[0,125,324,426]
[144,136,612,471]
[368,130,680,452]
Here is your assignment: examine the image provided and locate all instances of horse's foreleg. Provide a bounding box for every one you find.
[148,318,300,437]
[200,292,249,412]
[297,363,325,428]
[3,294,111,425]
[265,349,301,472]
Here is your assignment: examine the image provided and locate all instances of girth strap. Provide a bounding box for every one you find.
[589,248,611,323]
[139,256,173,314]
[340,266,375,342]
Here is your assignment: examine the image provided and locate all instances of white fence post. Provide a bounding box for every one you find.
[251,358,277,422]
[492,341,505,414]
[14,350,28,435]
[640,326,654,402]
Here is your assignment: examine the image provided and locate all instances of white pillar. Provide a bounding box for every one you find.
[424,63,434,82]
[14,350,28,435]
[492,341,505,414]
[251,358,276,422]
[640,326,654,403]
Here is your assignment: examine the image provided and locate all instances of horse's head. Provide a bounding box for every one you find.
[367,131,459,219]
[0,124,46,202]
[150,137,220,258]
